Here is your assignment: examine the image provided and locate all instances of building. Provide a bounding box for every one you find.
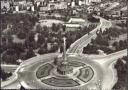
[69,0,86,7]
[3,0,32,12]
[64,23,80,31]
[71,0,75,7]
[68,18,85,24]
[39,6,49,11]
[69,0,101,6]
[38,0,68,11]
[64,18,85,31]
[64,23,81,28]
[85,0,101,5]
[78,0,86,6]
[48,1,68,10]
[1,0,10,12]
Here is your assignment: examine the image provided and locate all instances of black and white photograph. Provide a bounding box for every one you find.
[0,0,127,90]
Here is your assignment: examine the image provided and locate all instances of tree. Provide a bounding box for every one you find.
[53,57,58,65]
[25,48,36,59]
[17,31,27,39]
[119,40,125,49]
[38,46,47,54]
[95,36,109,46]
[62,25,66,32]
[113,57,127,90]
[28,31,35,42]
[112,41,118,47]
[87,14,100,23]
[20,85,25,90]
[0,69,12,81]
[91,39,95,44]
[2,49,19,64]
[36,24,42,33]
[37,34,45,45]
[49,45,58,53]
[42,25,49,36]
[52,23,57,32]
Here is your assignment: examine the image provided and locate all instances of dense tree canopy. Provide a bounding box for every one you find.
[113,56,128,90]
[0,69,12,81]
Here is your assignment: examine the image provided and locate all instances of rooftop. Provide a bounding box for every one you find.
[64,23,81,28]
[68,18,85,24]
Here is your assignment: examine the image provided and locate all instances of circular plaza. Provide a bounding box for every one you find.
[17,54,103,89]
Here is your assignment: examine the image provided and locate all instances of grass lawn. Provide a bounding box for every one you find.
[36,63,53,79]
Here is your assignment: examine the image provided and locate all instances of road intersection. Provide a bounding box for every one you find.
[1,16,127,90]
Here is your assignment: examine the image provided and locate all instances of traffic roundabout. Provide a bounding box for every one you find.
[17,54,103,89]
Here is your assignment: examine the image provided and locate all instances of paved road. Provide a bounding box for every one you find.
[67,16,112,54]
[1,16,126,90]
[1,53,59,89]
[1,71,20,89]
[14,55,104,89]
[66,15,127,90]
[90,49,127,90]
[2,49,126,89]
[105,2,119,11]
[1,64,19,73]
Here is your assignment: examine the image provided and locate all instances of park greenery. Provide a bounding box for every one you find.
[0,69,12,81]
[87,14,100,23]
[1,13,97,65]
[83,27,127,54]
[113,56,128,90]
